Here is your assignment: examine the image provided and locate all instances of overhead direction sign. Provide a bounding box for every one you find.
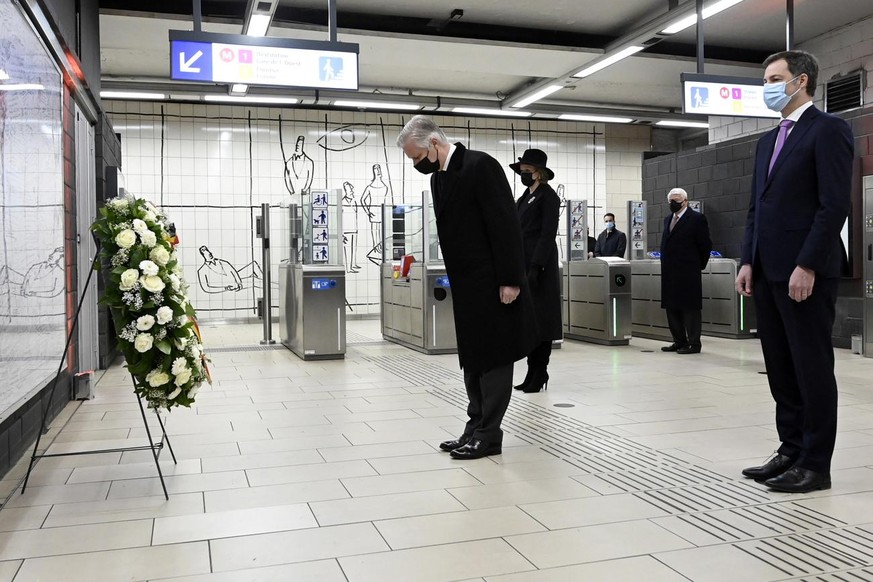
[681,73,779,119]
[169,31,359,90]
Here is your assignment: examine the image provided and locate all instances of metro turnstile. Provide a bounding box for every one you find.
[864,175,873,357]
[279,263,346,359]
[563,257,632,345]
[631,258,756,340]
[381,262,457,354]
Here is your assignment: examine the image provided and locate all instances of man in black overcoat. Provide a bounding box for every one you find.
[660,187,712,355]
[397,115,536,460]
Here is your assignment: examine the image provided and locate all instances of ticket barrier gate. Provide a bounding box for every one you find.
[631,257,756,341]
[563,257,632,345]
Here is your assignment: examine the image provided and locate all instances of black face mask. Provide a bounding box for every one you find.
[520,172,535,188]
[414,146,440,175]
[669,200,683,213]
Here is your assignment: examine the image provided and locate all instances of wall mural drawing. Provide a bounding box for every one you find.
[360,163,391,265]
[341,181,362,273]
[0,247,65,299]
[317,124,370,151]
[197,245,263,294]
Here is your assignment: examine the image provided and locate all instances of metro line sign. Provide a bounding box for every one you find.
[169,30,359,90]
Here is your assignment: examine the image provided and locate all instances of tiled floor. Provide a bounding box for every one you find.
[2,319,873,581]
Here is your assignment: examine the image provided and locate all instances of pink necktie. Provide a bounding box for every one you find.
[768,119,795,176]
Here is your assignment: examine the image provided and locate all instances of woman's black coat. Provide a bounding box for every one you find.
[516,182,562,341]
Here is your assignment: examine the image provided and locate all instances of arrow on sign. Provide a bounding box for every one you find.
[179,50,203,73]
[574,242,581,249]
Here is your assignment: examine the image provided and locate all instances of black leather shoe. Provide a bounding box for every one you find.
[661,343,687,352]
[439,434,471,452]
[449,438,501,460]
[764,466,831,493]
[676,345,701,354]
[514,369,533,391]
[742,453,795,481]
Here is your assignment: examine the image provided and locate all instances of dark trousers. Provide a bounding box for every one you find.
[462,363,513,444]
[526,340,552,371]
[665,308,702,348]
[753,270,839,473]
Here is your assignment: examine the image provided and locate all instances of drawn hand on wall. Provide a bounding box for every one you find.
[0,247,65,298]
[197,245,263,294]
[341,181,362,273]
[284,135,314,197]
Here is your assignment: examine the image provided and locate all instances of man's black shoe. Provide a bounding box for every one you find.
[439,434,471,452]
[764,466,831,493]
[661,343,687,352]
[676,345,701,354]
[449,438,501,460]
[742,453,795,482]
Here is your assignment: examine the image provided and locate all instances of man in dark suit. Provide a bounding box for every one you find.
[594,213,627,258]
[660,187,712,355]
[737,50,853,493]
[397,115,536,460]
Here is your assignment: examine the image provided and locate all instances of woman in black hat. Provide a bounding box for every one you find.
[509,149,562,393]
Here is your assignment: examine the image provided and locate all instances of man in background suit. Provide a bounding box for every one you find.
[660,188,712,355]
[737,50,853,493]
[396,115,536,460]
[594,212,627,258]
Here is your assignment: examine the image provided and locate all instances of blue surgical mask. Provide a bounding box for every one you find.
[605,221,615,230]
[763,76,801,112]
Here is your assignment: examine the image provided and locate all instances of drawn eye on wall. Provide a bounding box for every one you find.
[317,125,371,151]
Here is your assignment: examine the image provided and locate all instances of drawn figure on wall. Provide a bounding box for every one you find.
[197,245,262,294]
[341,181,362,273]
[556,184,566,259]
[0,247,65,298]
[360,163,391,264]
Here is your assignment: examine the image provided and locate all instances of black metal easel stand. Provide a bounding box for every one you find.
[20,248,178,500]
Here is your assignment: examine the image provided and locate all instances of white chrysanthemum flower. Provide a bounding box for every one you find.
[136,315,155,331]
[171,357,188,375]
[139,260,159,276]
[174,369,192,386]
[149,246,170,266]
[134,333,154,353]
[132,219,148,234]
[156,306,173,325]
[143,210,157,223]
[145,369,170,387]
[109,197,129,210]
[140,230,157,248]
[119,269,140,291]
[141,275,165,293]
[168,273,181,291]
[167,387,182,400]
[115,229,136,249]
[175,336,188,350]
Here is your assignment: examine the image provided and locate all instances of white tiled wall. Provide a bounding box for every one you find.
[709,14,873,144]
[105,103,612,320]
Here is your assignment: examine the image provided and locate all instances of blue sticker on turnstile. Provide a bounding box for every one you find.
[435,276,450,288]
[311,279,336,290]
[710,250,722,257]
[647,251,661,258]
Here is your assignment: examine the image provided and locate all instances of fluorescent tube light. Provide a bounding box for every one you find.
[661,0,745,34]
[101,90,165,100]
[656,120,709,128]
[510,84,563,109]
[333,100,422,111]
[573,46,644,79]
[453,107,531,118]
[246,13,272,37]
[203,95,299,104]
[230,84,248,95]
[559,114,633,124]
[0,83,44,92]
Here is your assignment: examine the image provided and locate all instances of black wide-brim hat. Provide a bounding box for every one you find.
[509,148,555,180]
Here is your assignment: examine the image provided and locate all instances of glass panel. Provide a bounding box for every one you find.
[0,0,65,418]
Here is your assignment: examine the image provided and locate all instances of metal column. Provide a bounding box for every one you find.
[257,203,275,344]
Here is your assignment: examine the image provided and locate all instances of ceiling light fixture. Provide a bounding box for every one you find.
[661,0,746,35]
[203,95,299,104]
[0,83,45,92]
[507,84,563,109]
[453,107,531,118]
[101,90,165,100]
[559,113,634,124]
[573,45,645,79]
[332,100,422,111]
[245,13,272,37]
[656,120,709,128]
[230,84,249,95]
